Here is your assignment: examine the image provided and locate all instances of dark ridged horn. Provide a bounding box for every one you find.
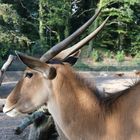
[40,8,102,62]
[56,17,109,60]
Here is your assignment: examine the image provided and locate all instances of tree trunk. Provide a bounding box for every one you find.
[39,0,48,49]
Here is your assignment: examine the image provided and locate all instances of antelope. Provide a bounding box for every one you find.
[3,8,140,140]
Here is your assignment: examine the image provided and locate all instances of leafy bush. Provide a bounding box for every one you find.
[135,51,140,58]
[115,51,125,62]
[91,50,103,62]
[104,50,114,59]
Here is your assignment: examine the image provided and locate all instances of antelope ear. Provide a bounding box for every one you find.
[15,51,56,79]
[63,50,81,65]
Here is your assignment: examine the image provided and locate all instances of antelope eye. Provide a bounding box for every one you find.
[25,72,33,78]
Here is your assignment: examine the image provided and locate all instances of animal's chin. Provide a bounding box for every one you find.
[3,103,47,117]
[4,108,26,117]
[3,106,34,117]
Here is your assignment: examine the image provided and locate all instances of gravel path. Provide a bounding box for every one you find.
[0,113,29,140]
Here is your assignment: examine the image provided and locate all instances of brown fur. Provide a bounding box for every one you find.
[4,57,140,140]
[48,64,140,140]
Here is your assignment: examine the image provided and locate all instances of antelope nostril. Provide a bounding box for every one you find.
[2,104,4,108]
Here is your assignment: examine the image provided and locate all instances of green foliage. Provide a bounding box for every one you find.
[37,0,72,49]
[46,0,71,42]
[104,50,113,58]
[0,0,73,58]
[0,0,139,61]
[93,0,140,55]
[47,1,71,26]
[0,2,34,58]
[115,50,125,62]
[91,50,103,62]
[135,52,140,58]
[0,4,20,26]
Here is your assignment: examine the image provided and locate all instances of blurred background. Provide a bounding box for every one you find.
[0,0,139,71]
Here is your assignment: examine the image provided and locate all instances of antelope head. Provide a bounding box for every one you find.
[3,9,109,117]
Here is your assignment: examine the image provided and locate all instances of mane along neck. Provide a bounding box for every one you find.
[53,65,140,112]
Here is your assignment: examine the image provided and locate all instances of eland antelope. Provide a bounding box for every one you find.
[4,9,140,140]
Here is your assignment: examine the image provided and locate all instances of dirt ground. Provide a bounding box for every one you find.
[0,71,139,140]
[0,113,29,140]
